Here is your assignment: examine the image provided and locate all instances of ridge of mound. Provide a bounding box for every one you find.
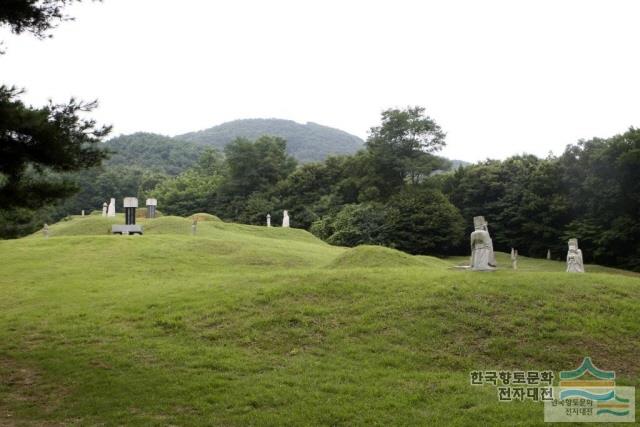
[189,213,222,222]
[328,245,447,269]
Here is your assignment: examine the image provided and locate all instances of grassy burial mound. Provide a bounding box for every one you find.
[1,215,639,425]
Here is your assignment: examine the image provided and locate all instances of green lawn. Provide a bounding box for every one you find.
[1,216,639,425]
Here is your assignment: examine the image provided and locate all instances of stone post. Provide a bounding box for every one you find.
[547,249,551,260]
[267,214,271,227]
[146,198,157,218]
[43,223,49,239]
[107,198,116,217]
[123,197,138,225]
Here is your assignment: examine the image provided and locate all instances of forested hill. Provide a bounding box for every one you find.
[104,133,205,175]
[175,119,364,163]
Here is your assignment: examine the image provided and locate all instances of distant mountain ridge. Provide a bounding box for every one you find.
[175,118,364,163]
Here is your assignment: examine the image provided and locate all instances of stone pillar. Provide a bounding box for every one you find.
[146,198,157,218]
[546,249,551,260]
[102,202,108,217]
[511,248,518,270]
[107,198,116,217]
[282,210,290,228]
[267,214,271,227]
[123,197,138,225]
[81,210,85,216]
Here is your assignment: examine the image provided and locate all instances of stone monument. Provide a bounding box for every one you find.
[547,249,551,260]
[102,202,108,217]
[111,197,143,235]
[107,198,116,217]
[81,210,85,216]
[470,216,497,271]
[282,210,290,228]
[43,223,49,239]
[566,238,585,273]
[267,214,271,227]
[146,198,157,218]
[511,248,518,270]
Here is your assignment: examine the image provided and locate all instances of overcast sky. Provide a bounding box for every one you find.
[2,0,639,162]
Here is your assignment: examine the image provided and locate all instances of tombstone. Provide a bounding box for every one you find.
[43,223,49,239]
[266,214,271,227]
[282,210,290,228]
[107,198,116,217]
[511,248,518,270]
[192,218,197,235]
[102,202,108,217]
[111,197,143,235]
[470,216,497,271]
[81,210,85,217]
[566,238,585,273]
[146,198,157,218]
[547,249,551,260]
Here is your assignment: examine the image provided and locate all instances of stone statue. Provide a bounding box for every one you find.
[43,223,49,239]
[267,214,271,227]
[102,202,108,217]
[282,210,290,228]
[566,238,585,273]
[107,198,116,217]
[546,249,551,260]
[470,216,497,271]
[511,248,518,270]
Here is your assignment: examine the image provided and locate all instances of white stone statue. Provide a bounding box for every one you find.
[107,198,116,217]
[282,210,290,228]
[470,216,497,271]
[102,202,108,217]
[566,238,585,273]
[43,223,49,239]
[267,214,271,227]
[511,248,518,270]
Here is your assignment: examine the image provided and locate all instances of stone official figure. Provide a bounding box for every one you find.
[566,238,585,273]
[470,216,497,271]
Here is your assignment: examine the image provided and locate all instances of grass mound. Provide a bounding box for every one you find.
[28,215,120,237]
[328,245,444,269]
[6,215,639,425]
[190,212,222,222]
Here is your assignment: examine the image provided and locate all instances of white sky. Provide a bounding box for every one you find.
[1,0,639,162]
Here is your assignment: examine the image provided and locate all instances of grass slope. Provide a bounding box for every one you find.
[1,216,639,425]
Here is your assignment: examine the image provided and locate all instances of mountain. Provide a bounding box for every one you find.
[104,132,205,175]
[175,118,364,163]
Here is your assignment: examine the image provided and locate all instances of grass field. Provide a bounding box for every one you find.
[1,215,639,425]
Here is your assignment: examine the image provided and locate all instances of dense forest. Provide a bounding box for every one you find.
[1,107,638,271]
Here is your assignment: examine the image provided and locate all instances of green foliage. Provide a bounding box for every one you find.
[0,0,76,38]
[442,155,570,257]
[365,106,447,199]
[0,86,110,210]
[323,203,391,247]
[385,187,465,255]
[104,133,205,176]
